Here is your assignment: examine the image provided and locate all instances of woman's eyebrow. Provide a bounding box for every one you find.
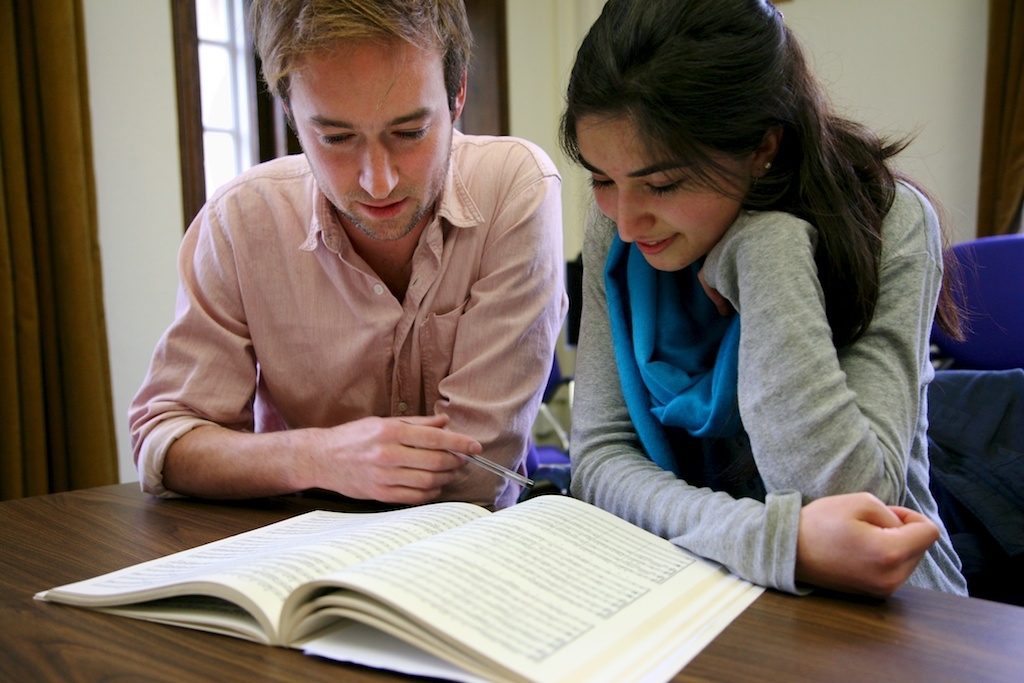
[578,154,683,178]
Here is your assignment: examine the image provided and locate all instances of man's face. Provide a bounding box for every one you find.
[286,39,464,242]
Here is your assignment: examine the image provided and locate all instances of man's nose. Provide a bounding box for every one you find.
[359,144,399,199]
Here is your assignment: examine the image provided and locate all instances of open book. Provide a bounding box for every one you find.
[36,495,762,683]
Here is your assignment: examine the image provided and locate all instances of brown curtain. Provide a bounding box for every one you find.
[1,0,117,500]
[977,0,1024,237]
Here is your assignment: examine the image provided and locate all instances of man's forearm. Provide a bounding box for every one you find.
[162,424,318,499]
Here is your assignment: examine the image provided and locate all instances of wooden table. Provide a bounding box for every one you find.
[1,483,1022,682]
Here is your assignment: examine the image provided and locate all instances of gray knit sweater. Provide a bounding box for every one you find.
[570,182,968,595]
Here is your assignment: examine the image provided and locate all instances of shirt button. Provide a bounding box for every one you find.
[373,283,384,295]
[398,401,408,413]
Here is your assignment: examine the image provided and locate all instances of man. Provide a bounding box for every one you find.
[129,0,566,509]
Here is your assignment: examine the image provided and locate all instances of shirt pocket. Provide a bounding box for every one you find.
[420,296,470,409]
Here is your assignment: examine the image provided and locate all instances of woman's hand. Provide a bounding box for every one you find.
[795,492,940,597]
[698,267,733,316]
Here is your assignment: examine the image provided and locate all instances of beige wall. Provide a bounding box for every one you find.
[84,0,989,482]
[506,0,606,260]
[84,0,183,483]
[781,0,988,245]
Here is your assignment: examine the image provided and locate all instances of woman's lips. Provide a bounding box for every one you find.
[634,235,676,255]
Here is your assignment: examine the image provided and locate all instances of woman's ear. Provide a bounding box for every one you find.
[751,126,783,177]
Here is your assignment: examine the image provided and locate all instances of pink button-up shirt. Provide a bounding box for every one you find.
[130,132,567,507]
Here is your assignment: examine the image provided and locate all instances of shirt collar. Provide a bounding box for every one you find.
[436,131,485,229]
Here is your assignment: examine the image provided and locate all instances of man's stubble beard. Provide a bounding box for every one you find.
[338,129,453,243]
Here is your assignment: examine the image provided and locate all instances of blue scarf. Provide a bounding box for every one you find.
[604,236,742,475]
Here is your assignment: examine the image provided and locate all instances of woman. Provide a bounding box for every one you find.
[561,0,967,597]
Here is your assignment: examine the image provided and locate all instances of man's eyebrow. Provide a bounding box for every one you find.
[578,154,683,178]
[309,107,432,129]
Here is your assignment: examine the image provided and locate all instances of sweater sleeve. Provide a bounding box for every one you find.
[701,185,942,506]
[570,205,804,593]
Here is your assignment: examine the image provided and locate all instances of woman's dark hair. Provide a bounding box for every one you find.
[560,0,962,346]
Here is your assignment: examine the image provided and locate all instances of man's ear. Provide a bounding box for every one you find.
[281,98,296,132]
[451,71,467,124]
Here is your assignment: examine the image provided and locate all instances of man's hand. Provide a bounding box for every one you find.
[794,492,940,597]
[306,414,479,504]
[164,414,480,504]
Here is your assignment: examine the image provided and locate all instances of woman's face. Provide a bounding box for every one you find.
[576,115,761,272]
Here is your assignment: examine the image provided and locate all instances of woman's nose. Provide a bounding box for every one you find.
[614,193,651,242]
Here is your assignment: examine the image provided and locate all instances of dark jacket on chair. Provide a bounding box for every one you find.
[928,369,1024,606]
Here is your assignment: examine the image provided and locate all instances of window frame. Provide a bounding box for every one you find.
[171,0,206,226]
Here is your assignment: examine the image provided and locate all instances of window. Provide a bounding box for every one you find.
[195,0,257,198]
[171,0,262,225]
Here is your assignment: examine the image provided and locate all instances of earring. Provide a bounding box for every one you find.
[763,161,772,172]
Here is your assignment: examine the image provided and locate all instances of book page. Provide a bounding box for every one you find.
[36,502,488,644]
[296,495,762,683]
[307,622,493,683]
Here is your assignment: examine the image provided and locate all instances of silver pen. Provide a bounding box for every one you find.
[448,450,534,488]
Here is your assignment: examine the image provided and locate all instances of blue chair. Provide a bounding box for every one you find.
[524,354,572,489]
[931,234,1024,370]
[522,256,582,497]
